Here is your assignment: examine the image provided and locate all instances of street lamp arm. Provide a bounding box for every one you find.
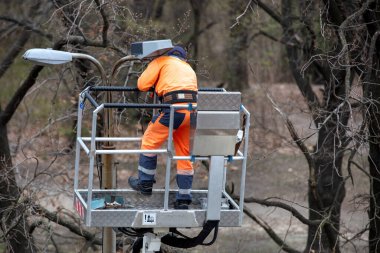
[71,53,107,85]
[110,55,140,85]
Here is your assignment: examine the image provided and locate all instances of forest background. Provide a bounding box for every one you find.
[0,0,379,253]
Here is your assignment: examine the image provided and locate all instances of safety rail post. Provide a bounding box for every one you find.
[74,91,86,191]
[239,106,250,225]
[85,104,104,225]
[222,160,227,192]
[163,105,175,210]
[153,92,159,115]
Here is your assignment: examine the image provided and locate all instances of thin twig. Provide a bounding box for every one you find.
[231,0,253,29]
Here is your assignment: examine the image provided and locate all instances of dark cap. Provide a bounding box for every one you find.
[167,46,187,59]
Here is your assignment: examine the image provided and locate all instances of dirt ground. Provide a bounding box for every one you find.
[9,83,370,252]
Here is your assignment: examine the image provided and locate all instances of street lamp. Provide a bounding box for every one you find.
[23,47,117,252]
[23,49,107,82]
[23,40,173,253]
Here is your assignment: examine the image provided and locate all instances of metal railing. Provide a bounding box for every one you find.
[73,87,250,226]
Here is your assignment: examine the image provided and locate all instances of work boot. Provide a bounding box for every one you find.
[128,176,154,196]
[174,199,192,210]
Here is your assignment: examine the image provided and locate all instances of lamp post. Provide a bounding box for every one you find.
[23,48,117,252]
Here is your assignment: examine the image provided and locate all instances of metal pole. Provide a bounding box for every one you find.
[102,151,116,253]
[239,106,250,225]
[101,76,116,253]
[164,106,175,210]
[207,156,225,221]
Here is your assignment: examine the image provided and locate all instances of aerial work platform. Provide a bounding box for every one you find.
[22,40,251,252]
[75,189,240,228]
[73,86,250,229]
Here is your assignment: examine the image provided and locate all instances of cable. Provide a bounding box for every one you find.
[161,220,220,249]
[132,238,143,253]
[201,222,219,246]
[116,227,153,237]
[169,228,192,239]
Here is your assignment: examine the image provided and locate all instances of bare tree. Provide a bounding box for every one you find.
[230,0,380,252]
[0,0,131,251]
[362,2,380,252]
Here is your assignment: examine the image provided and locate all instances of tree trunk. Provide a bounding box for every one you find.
[189,0,205,71]
[365,54,380,253]
[226,0,251,91]
[152,0,165,19]
[303,69,349,253]
[368,106,380,253]
[281,1,348,251]
[0,119,34,253]
[306,124,347,252]
[363,3,380,252]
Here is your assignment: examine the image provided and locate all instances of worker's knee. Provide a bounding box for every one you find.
[176,174,193,189]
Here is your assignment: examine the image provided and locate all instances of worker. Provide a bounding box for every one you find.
[128,45,198,209]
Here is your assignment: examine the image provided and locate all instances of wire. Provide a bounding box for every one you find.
[161,220,220,249]
[116,227,153,237]
[169,228,192,239]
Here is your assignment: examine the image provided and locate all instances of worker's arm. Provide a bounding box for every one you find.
[137,60,160,91]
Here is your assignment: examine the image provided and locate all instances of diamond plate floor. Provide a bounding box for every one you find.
[80,190,211,210]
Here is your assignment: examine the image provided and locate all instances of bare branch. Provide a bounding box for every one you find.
[252,0,283,25]
[244,205,301,253]
[33,205,101,245]
[0,32,129,126]
[231,0,283,28]
[0,29,31,80]
[280,0,321,124]
[338,0,375,99]
[94,0,109,46]
[363,30,380,95]
[267,93,316,185]
[0,64,44,126]
[0,16,53,39]
[241,195,320,226]
[230,0,253,29]
[23,112,77,147]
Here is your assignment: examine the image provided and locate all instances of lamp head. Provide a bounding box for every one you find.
[23,48,73,65]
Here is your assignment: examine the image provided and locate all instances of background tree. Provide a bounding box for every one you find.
[362,1,380,251]
[248,0,380,252]
[0,1,132,251]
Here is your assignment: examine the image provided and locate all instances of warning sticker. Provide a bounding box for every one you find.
[142,212,157,225]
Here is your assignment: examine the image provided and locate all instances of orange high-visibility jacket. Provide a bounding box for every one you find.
[137,56,197,96]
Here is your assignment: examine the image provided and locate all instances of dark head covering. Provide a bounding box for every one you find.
[167,46,187,59]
